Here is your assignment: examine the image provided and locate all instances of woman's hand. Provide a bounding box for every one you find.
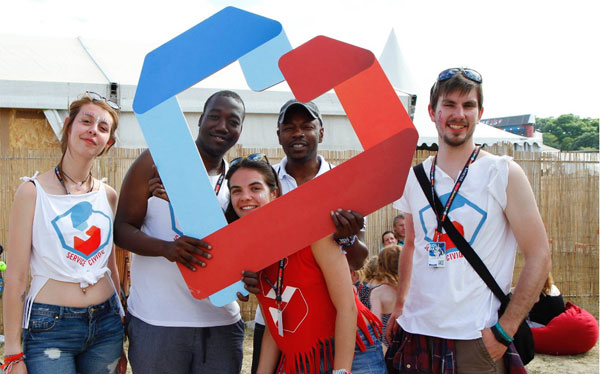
[4,360,27,374]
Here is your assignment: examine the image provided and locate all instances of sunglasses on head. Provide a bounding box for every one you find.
[230,153,271,168]
[85,91,121,111]
[437,68,482,84]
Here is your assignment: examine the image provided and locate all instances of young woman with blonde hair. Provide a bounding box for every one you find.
[2,92,125,374]
[370,245,401,351]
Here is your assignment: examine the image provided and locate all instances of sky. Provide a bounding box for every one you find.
[1,0,598,126]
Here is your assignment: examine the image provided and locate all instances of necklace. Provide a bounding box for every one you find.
[55,163,94,195]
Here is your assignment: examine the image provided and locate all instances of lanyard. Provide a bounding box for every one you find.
[54,166,67,192]
[429,146,481,240]
[265,258,286,305]
[265,258,286,336]
[213,161,226,196]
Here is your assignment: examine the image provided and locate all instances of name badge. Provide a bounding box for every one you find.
[427,242,446,268]
[277,309,284,336]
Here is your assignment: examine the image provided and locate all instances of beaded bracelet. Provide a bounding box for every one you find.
[333,234,357,247]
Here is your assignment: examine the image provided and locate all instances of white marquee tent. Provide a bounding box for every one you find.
[0,34,540,151]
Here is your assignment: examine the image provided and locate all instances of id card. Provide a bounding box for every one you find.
[277,309,284,336]
[427,242,446,268]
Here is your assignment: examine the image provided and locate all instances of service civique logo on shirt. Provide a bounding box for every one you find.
[419,192,487,262]
[51,201,112,266]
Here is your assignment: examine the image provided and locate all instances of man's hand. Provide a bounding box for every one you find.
[481,327,508,361]
[330,209,364,239]
[237,270,260,301]
[149,164,169,202]
[163,236,212,271]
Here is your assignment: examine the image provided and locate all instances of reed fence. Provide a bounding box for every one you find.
[0,144,597,329]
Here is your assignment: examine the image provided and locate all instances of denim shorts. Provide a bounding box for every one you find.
[278,324,387,374]
[23,294,123,374]
[352,324,388,374]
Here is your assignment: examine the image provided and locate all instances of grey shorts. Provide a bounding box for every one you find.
[126,313,244,374]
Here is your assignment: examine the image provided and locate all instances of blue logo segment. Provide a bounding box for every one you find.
[133,7,291,306]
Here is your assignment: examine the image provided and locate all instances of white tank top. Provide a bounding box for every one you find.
[23,176,120,328]
[393,154,517,340]
[127,173,241,327]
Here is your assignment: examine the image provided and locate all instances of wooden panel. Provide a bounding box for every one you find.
[10,109,59,150]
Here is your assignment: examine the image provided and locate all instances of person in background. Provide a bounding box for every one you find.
[370,245,401,354]
[528,272,564,327]
[3,92,126,374]
[357,256,380,310]
[381,231,398,249]
[392,214,406,245]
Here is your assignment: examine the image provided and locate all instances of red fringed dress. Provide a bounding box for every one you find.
[256,246,382,374]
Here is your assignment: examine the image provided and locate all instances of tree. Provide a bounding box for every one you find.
[536,114,599,151]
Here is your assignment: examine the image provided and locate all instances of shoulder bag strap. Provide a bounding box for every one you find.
[413,163,510,306]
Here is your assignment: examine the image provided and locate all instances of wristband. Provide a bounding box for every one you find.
[3,352,24,359]
[1,352,25,371]
[333,234,357,247]
[491,322,513,347]
[332,370,351,374]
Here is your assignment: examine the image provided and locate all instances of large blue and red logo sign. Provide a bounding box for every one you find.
[133,6,418,305]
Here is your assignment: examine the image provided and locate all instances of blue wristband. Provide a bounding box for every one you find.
[495,322,514,342]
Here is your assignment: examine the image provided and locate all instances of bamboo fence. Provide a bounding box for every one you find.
[0,144,598,328]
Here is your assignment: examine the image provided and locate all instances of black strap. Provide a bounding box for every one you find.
[413,163,510,307]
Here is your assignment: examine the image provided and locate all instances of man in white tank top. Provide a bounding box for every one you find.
[385,69,551,374]
[114,91,246,374]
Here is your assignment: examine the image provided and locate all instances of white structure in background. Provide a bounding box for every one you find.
[0,34,539,151]
[379,28,417,120]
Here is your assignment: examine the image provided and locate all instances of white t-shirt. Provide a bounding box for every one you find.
[127,172,241,327]
[393,154,517,339]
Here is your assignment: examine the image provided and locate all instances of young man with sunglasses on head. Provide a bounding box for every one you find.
[114,91,247,374]
[385,68,550,373]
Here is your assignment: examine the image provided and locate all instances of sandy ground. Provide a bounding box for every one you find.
[3,325,598,373]
[240,326,599,374]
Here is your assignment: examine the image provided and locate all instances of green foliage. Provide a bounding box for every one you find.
[536,114,599,151]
